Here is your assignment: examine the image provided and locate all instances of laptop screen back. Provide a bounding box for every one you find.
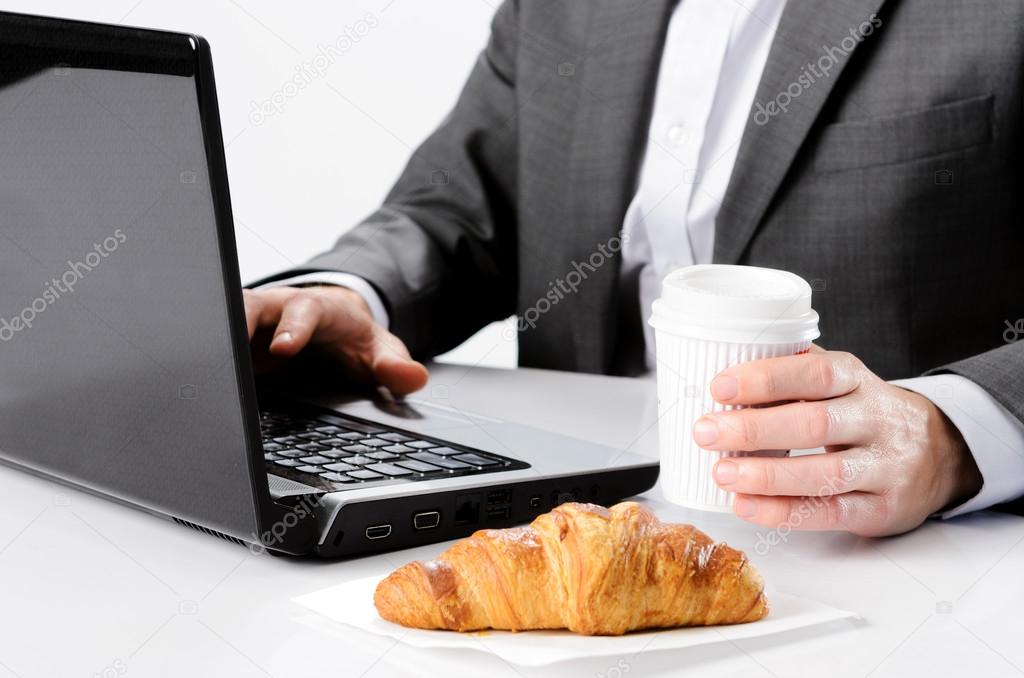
[0,15,262,542]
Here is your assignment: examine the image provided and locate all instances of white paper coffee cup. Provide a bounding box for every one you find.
[649,265,820,512]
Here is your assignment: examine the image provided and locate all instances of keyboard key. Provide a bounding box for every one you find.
[454,453,499,467]
[321,472,355,483]
[346,455,376,466]
[276,448,307,458]
[406,440,437,449]
[272,436,302,445]
[336,432,365,441]
[296,443,327,452]
[408,452,470,469]
[360,438,391,448]
[429,446,463,457]
[315,425,345,434]
[367,451,400,461]
[347,469,383,480]
[297,432,327,441]
[264,453,283,461]
[382,444,413,454]
[296,465,323,474]
[338,421,385,434]
[396,459,442,473]
[262,442,284,452]
[367,463,412,476]
[342,444,374,454]
[274,459,302,468]
[324,462,357,473]
[379,433,414,443]
[320,448,350,459]
[298,455,332,465]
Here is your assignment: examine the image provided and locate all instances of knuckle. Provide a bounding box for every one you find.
[821,495,845,528]
[854,492,893,534]
[757,461,777,492]
[805,405,833,443]
[778,500,803,527]
[813,355,837,392]
[758,368,777,399]
[876,493,894,526]
[838,351,866,384]
[876,493,892,524]
[841,351,864,371]
[291,292,321,315]
[824,454,849,494]
[738,414,761,447]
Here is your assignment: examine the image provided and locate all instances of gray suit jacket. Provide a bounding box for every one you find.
[261,0,1024,428]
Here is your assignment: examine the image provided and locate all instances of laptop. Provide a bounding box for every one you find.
[0,11,658,557]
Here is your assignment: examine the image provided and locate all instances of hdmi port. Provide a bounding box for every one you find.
[365,524,392,540]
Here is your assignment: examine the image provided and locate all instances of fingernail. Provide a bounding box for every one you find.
[273,331,293,345]
[714,460,738,485]
[711,375,738,401]
[693,418,719,446]
[735,497,758,518]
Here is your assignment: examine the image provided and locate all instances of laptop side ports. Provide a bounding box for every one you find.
[413,511,441,530]
[364,524,392,540]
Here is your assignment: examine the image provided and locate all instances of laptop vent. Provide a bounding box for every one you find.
[173,518,248,548]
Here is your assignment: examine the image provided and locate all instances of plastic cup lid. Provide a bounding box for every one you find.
[648,264,820,344]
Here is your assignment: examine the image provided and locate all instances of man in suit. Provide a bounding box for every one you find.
[245,0,1024,536]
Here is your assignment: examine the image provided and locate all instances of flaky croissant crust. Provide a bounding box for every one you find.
[374,501,768,635]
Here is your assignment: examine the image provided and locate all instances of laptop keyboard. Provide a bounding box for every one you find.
[260,407,526,491]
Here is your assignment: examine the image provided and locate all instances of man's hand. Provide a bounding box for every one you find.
[243,286,428,396]
[692,348,983,536]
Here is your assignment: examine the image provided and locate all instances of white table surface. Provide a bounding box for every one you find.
[2,363,1022,678]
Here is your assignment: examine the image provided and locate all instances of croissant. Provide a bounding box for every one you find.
[374,501,768,635]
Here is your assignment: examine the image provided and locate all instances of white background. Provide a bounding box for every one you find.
[5,0,516,366]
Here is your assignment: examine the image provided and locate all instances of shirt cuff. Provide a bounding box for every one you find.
[254,272,390,329]
[892,374,1024,518]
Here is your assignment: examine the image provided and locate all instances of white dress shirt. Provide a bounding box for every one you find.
[265,0,1024,516]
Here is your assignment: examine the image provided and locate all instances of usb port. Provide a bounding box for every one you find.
[486,506,511,521]
[487,489,511,505]
[413,511,440,530]
[365,524,392,540]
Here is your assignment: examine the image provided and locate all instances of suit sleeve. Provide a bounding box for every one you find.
[928,341,1024,435]
[924,341,1024,509]
[254,1,520,360]
[254,272,391,329]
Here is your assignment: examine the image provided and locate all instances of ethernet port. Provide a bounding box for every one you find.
[454,493,481,526]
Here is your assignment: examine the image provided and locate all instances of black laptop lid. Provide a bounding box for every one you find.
[0,13,268,543]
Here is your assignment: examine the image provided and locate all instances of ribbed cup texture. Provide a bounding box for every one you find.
[654,333,812,511]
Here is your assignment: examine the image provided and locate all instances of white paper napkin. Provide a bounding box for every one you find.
[294,575,857,667]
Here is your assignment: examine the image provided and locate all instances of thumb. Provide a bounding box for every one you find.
[366,327,429,396]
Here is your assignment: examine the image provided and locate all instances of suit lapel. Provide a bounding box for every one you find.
[565,0,676,373]
[714,0,888,264]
